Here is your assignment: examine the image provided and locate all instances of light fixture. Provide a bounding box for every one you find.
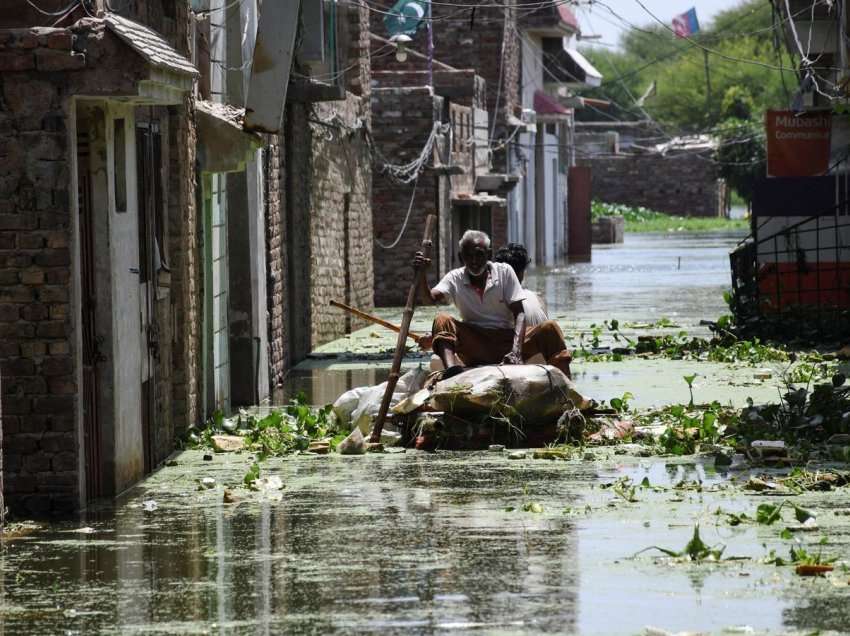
[390,34,412,63]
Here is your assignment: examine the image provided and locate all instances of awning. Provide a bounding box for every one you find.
[542,39,603,89]
[102,13,197,104]
[196,101,262,173]
[533,90,571,122]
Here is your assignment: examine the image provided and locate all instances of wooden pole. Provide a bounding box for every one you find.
[369,214,437,443]
[329,299,425,344]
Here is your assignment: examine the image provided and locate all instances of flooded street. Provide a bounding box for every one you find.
[4,451,849,635]
[524,231,745,324]
[5,230,850,635]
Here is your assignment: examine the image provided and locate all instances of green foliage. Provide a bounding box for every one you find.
[610,392,634,415]
[638,525,726,562]
[651,402,730,455]
[756,503,782,525]
[192,393,343,457]
[730,376,850,445]
[579,0,795,132]
[715,118,765,204]
[243,462,261,488]
[590,201,748,233]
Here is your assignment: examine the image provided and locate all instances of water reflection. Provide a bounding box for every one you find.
[1,454,584,634]
[525,231,745,323]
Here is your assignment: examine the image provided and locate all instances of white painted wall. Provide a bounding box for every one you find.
[246,150,269,402]
[105,104,144,493]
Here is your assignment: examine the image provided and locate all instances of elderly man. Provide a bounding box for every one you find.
[416,230,572,378]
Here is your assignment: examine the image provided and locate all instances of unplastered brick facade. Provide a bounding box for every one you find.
[371,86,444,306]
[579,154,724,218]
[369,0,519,130]
[0,6,199,516]
[275,96,374,365]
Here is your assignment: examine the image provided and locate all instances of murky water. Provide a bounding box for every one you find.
[525,231,745,324]
[3,452,847,634]
[280,231,747,406]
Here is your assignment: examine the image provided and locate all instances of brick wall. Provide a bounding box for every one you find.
[308,97,374,346]
[371,87,443,306]
[0,16,198,515]
[168,95,200,438]
[578,154,724,218]
[270,95,374,370]
[265,139,286,387]
[0,28,84,516]
[369,0,519,129]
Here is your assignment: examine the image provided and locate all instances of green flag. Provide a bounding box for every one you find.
[384,0,429,38]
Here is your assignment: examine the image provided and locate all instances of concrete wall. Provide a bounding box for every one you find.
[579,153,724,218]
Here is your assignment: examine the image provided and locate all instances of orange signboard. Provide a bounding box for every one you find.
[765,110,831,177]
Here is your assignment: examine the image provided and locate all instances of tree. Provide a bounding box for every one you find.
[714,118,765,206]
[577,0,795,132]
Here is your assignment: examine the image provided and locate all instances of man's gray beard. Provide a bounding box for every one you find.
[466,265,487,277]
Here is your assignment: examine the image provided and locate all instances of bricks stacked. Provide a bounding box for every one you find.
[580,154,724,218]
[0,28,84,74]
[265,141,286,385]
[307,96,374,349]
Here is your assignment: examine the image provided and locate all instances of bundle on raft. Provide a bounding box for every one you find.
[333,364,598,450]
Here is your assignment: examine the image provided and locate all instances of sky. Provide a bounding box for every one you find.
[575,0,749,50]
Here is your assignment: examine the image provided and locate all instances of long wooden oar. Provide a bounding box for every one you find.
[329,299,425,345]
[370,214,437,443]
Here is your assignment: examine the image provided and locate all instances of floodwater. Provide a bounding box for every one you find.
[4,451,849,635]
[525,231,746,324]
[11,229,848,635]
[282,231,754,407]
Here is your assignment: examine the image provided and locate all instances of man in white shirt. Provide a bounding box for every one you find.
[415,230,572,378]
[494,243,548,326]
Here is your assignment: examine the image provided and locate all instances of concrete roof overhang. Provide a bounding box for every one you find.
[196,100,262,173]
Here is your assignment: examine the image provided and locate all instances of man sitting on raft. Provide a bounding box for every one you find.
[415,230,573,378]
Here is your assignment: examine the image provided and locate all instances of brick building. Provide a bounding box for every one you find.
[369,1,519,306]
[368,1,602,293]
[0,1,198,515]
[0,0,375,517]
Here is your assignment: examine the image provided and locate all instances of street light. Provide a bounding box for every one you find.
[390,34,412,62]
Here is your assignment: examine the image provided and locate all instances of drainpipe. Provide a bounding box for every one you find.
[534,122,545,265]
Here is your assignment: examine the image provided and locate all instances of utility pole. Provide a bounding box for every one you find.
[703,49,712,119]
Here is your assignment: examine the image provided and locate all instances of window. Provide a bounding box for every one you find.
[113,118,127,213]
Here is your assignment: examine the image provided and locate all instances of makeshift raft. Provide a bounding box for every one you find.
[333,364,599,450]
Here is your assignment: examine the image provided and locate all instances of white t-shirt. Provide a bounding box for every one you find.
[433,262,526,329]
[522,290,548,326]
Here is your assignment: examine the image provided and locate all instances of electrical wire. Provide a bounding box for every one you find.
[25,0,80,16]
[375,175,420,249]
[193,0,244,17]
[629,0,828,73]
